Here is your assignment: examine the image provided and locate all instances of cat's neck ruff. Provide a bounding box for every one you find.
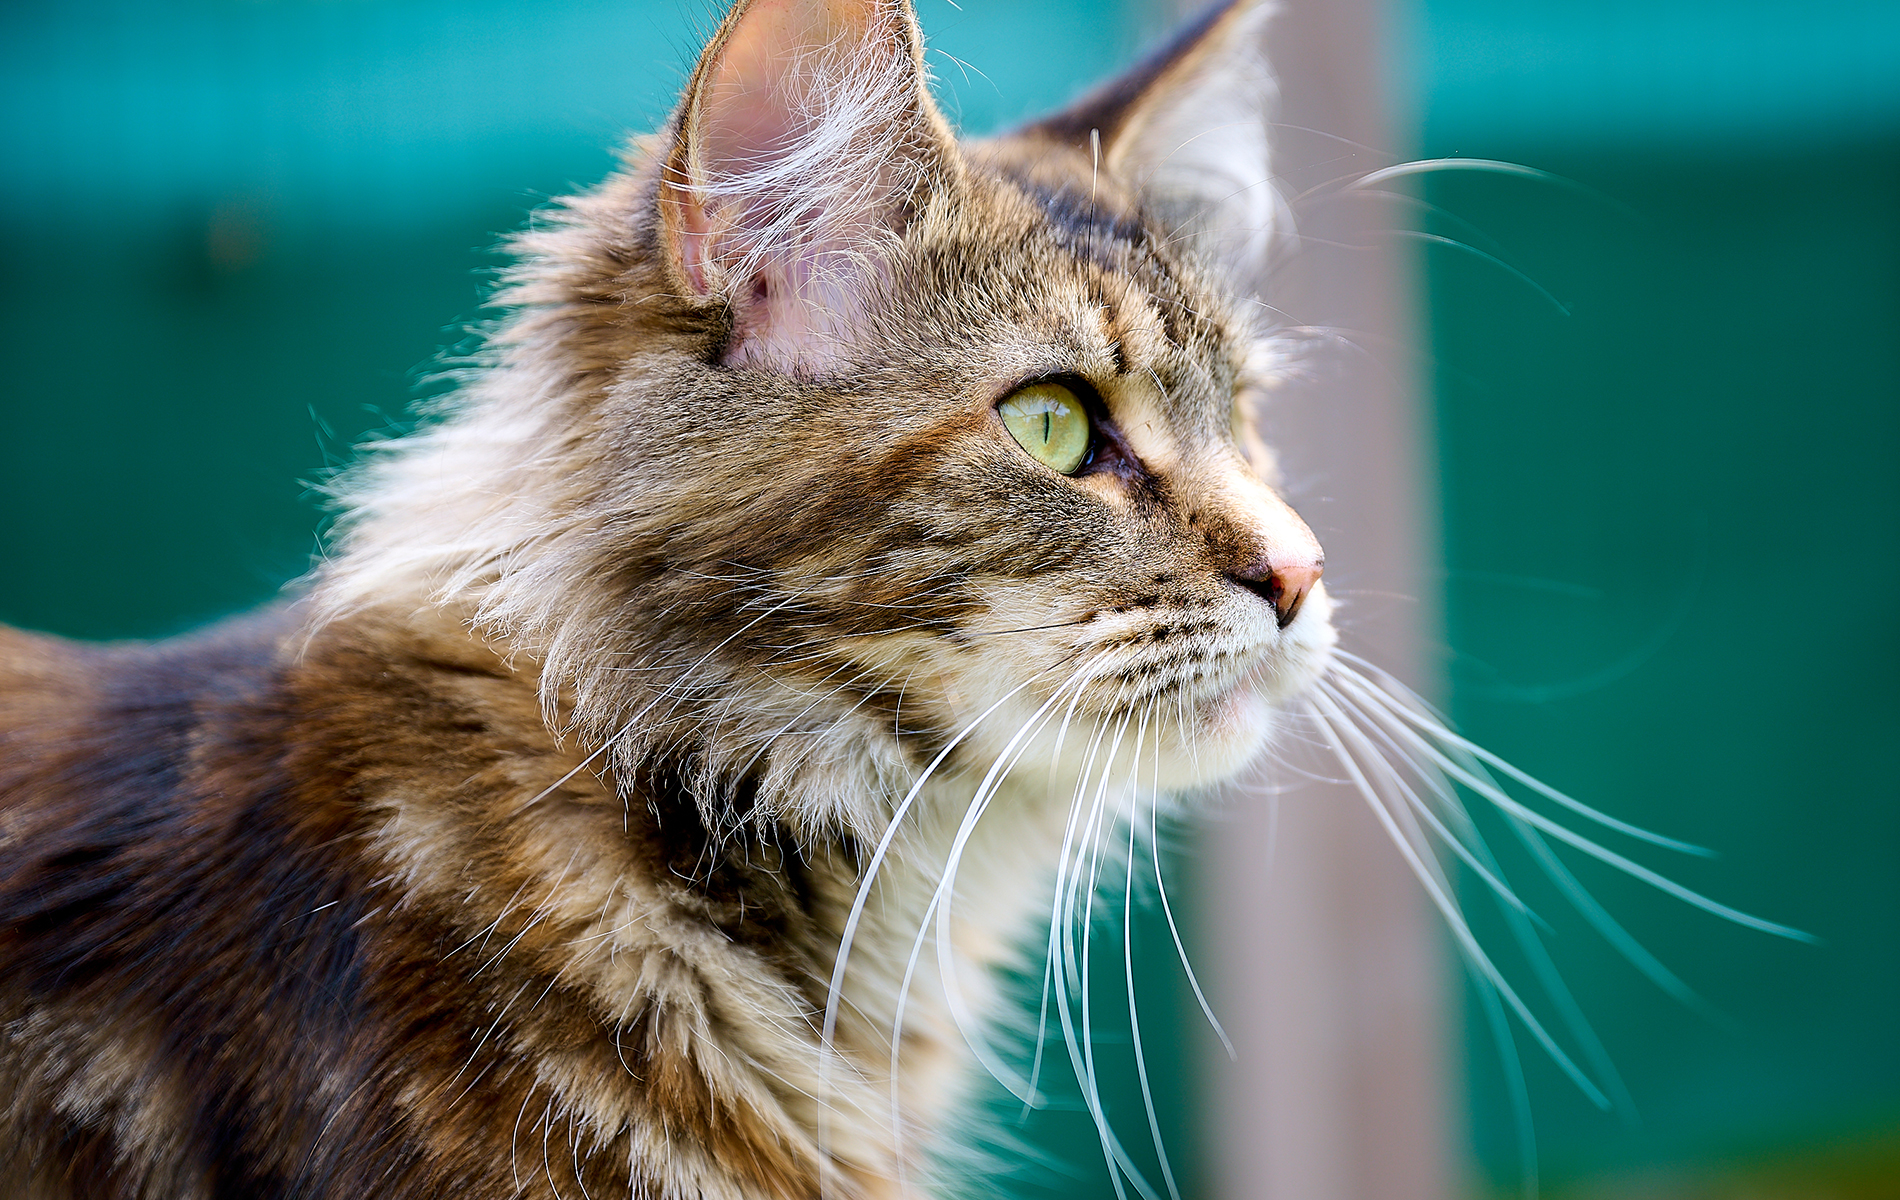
[336,599,1151,1196]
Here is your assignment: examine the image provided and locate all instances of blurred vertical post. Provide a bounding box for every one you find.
[1182,0,1453,1197]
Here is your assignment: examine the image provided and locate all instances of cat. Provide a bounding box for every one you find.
[0,1,1328,1194]
[0,0,1791,1197]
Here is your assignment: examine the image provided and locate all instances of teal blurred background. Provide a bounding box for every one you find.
[1415,3,1900,1196]
[2,1,1897,1197]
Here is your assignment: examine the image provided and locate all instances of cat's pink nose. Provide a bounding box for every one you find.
[1232,553,1324,629]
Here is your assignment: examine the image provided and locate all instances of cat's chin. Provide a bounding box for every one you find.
[1148,673,1295,790]
[1152,586,1339,790]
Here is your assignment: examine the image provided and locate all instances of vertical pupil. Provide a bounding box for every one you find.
[1042,411,1052,443]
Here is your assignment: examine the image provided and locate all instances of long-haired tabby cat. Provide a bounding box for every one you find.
[0,1,1799,1197]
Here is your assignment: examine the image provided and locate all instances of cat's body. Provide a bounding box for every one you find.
[0,607,1047,1198]
[0,1,1338,1196]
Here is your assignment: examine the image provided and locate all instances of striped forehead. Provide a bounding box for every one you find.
[1012,176,1152,266]
[1098,271,1235,428]
[1005,176,1238,411]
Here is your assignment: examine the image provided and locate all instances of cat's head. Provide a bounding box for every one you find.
[325,0,1333,837]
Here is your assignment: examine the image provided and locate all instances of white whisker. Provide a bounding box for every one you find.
[1332,653,1710,854]
[1060,708,1165,1200]
[1332,668,1811,941]
[903,660,1104,1109]
[1305,690,1612,1108]
[1124,706,1184,1200]
[1316,679,1537,919]
[1151,750,1234,1061]
[1319,677,1639,1115]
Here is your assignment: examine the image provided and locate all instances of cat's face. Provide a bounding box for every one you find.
[874,185,1338,790]
[637,0,1327,789]
[615,146,1331,797]
[333,0,1330,817]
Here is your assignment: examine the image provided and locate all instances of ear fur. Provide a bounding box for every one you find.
[1027,0,1280,270]
[661,0,955,371]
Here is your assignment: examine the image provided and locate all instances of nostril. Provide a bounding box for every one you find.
[1231,558,1323,629]
[1232,571,1283,610]
[1231,572,1301,629]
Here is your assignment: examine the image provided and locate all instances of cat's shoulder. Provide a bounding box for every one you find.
[0,607,571,881]
[0,613,287,803]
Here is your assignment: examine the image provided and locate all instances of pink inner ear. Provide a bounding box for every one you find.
[698,7,818,193]
[723,245,863,370]
[673,0,925,371]
[675,35,805,296]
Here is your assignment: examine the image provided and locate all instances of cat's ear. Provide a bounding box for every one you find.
[660,0,954,370]
[1027,0,1279,270]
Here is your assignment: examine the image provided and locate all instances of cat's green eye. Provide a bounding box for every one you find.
[998,383,1091,475]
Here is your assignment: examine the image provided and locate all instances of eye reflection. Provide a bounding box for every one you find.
[998,382,1090,475]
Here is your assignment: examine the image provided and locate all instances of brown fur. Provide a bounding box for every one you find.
[0,610,850,1197]
[0,2,1333,1196]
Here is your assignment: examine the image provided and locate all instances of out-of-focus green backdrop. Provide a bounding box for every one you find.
[1415,2,1900,1195]
[1,1,1896,1197]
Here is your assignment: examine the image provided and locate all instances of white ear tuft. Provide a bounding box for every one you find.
[661,0,951,371]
